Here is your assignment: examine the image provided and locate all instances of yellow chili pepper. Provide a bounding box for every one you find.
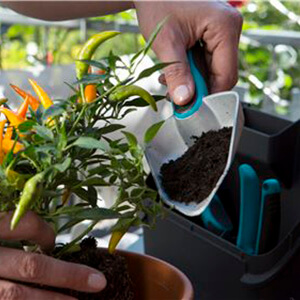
[10,84,40,111]
[84,85,97,103]
[108,218,136,254]
[108,230,126,254]
[28,79,53,109]
[0,108,24,127]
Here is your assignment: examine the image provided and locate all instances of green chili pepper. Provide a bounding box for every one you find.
[75,31,120,80]
[109,85,157,111]
[10,172,44,230]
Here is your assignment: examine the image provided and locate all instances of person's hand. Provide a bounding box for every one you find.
[134,1,243,105]
[0,211,106,300]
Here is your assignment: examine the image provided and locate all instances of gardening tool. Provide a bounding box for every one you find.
[255,179,281,254]
[145,44,244,216]
[236,164,261,255]
[201,194,233,236]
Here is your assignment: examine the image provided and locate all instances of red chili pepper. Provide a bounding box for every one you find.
[228,0,247,8]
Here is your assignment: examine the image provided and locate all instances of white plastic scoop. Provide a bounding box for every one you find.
[145,46,244,216]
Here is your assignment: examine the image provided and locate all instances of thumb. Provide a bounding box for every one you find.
[158,45,195,106]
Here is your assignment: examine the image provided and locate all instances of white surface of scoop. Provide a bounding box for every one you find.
[145,91,244,216]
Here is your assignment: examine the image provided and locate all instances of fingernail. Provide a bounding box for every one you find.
[88,273,107,290]
[173,85,191,105]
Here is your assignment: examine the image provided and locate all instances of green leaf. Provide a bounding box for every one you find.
[121,108,136,118]
[18,120,36,133]
[130,47,145,65]
[73,187,91,202]
[80,177,109,187]
[64,81,78,93]
[72,207,121,220]
[58,122,67,151]
[109,175,117,184]
[72,137,108,151]
[111,217,138,232]
[122,131,137,148]
[144,120,165,144]
[58,219,83,233]
[43,105,65,120]
[35,145,57,154]
[87,186,98,207]
[98,124,125,135]
[108,50,120,70]
[74,74,105,85]
[135,62,174,82]
[144,17,168,56]
[54,157,72,173]
[88,166,111,177]
[76,59,107,70]
[33,124,54,141]
[123,95,165,107]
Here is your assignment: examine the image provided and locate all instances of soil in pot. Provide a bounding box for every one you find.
[52,237,134,300]
[160,127,232,204]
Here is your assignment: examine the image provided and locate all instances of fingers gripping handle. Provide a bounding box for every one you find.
[173,49,208,119]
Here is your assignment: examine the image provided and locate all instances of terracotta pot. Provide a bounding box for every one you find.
[118,250,194,300]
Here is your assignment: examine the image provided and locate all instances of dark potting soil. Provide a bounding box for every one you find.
[49,238,134,300]
[160,127,232,204]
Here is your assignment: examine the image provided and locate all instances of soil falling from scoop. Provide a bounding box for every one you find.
[160,127,232,204]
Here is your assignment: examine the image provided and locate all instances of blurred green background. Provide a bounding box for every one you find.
[0,1,300,115]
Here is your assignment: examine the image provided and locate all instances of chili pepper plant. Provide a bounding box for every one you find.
[0,25,168,256]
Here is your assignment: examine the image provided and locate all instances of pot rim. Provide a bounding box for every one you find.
[114,248,194,300]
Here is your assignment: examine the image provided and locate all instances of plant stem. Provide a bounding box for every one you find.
[55,220,98,258]
[69,105,87,137]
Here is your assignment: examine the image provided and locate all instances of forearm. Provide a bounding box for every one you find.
[2,1,134,21]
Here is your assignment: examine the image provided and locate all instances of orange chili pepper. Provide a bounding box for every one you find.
[2,139,24,154]
[4,126,13,140]
[10,84,40,111]
[0,108,24,127]
[97,69,106,75]
[84,85,97,103]
[0,120,23,156]
[17,96,30,119]
[3,98,29,141]
[28,79,53,109]
[0,120,6,164]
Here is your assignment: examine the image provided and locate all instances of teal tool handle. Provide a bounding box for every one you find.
[173,50,208,119]
[255,179,281,255]
[237,164,261,255]
[201,194,233,235]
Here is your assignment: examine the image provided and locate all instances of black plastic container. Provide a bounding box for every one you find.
[144,106,300,300]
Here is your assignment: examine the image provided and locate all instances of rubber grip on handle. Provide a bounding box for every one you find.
[173,50,208,119]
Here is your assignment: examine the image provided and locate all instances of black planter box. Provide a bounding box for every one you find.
[144,106,300,300]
